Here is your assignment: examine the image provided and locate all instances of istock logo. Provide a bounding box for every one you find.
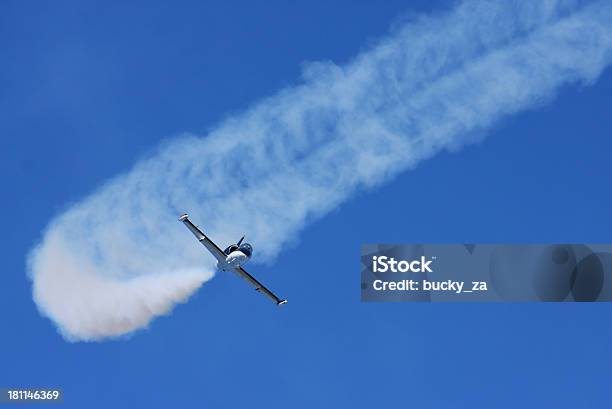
[372,256,434,273]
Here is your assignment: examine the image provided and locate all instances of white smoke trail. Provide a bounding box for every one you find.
[28,0,612,341]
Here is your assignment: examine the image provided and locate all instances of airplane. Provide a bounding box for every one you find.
[178,214,288,306]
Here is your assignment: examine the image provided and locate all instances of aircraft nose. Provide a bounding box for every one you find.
[226,251,247,267]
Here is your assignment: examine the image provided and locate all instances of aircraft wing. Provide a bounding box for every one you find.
[234,266,288,305]
[179,214,226,263]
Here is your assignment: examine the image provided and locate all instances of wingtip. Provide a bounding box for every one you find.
[277,299,288,306]
[178,213,189,221]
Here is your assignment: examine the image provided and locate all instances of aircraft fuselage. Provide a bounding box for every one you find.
[218,249,250,271]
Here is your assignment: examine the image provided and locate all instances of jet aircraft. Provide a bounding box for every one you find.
[179,214,288,305]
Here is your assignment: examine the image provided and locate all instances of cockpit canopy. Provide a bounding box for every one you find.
[224,244,239,255]
[224,243,253,257]
[239,243,253,257]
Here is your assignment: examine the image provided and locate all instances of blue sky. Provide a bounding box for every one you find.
[2,1,612,408]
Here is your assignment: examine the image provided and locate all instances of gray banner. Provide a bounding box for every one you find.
[0,388,63,403]
[361,244,612,302]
